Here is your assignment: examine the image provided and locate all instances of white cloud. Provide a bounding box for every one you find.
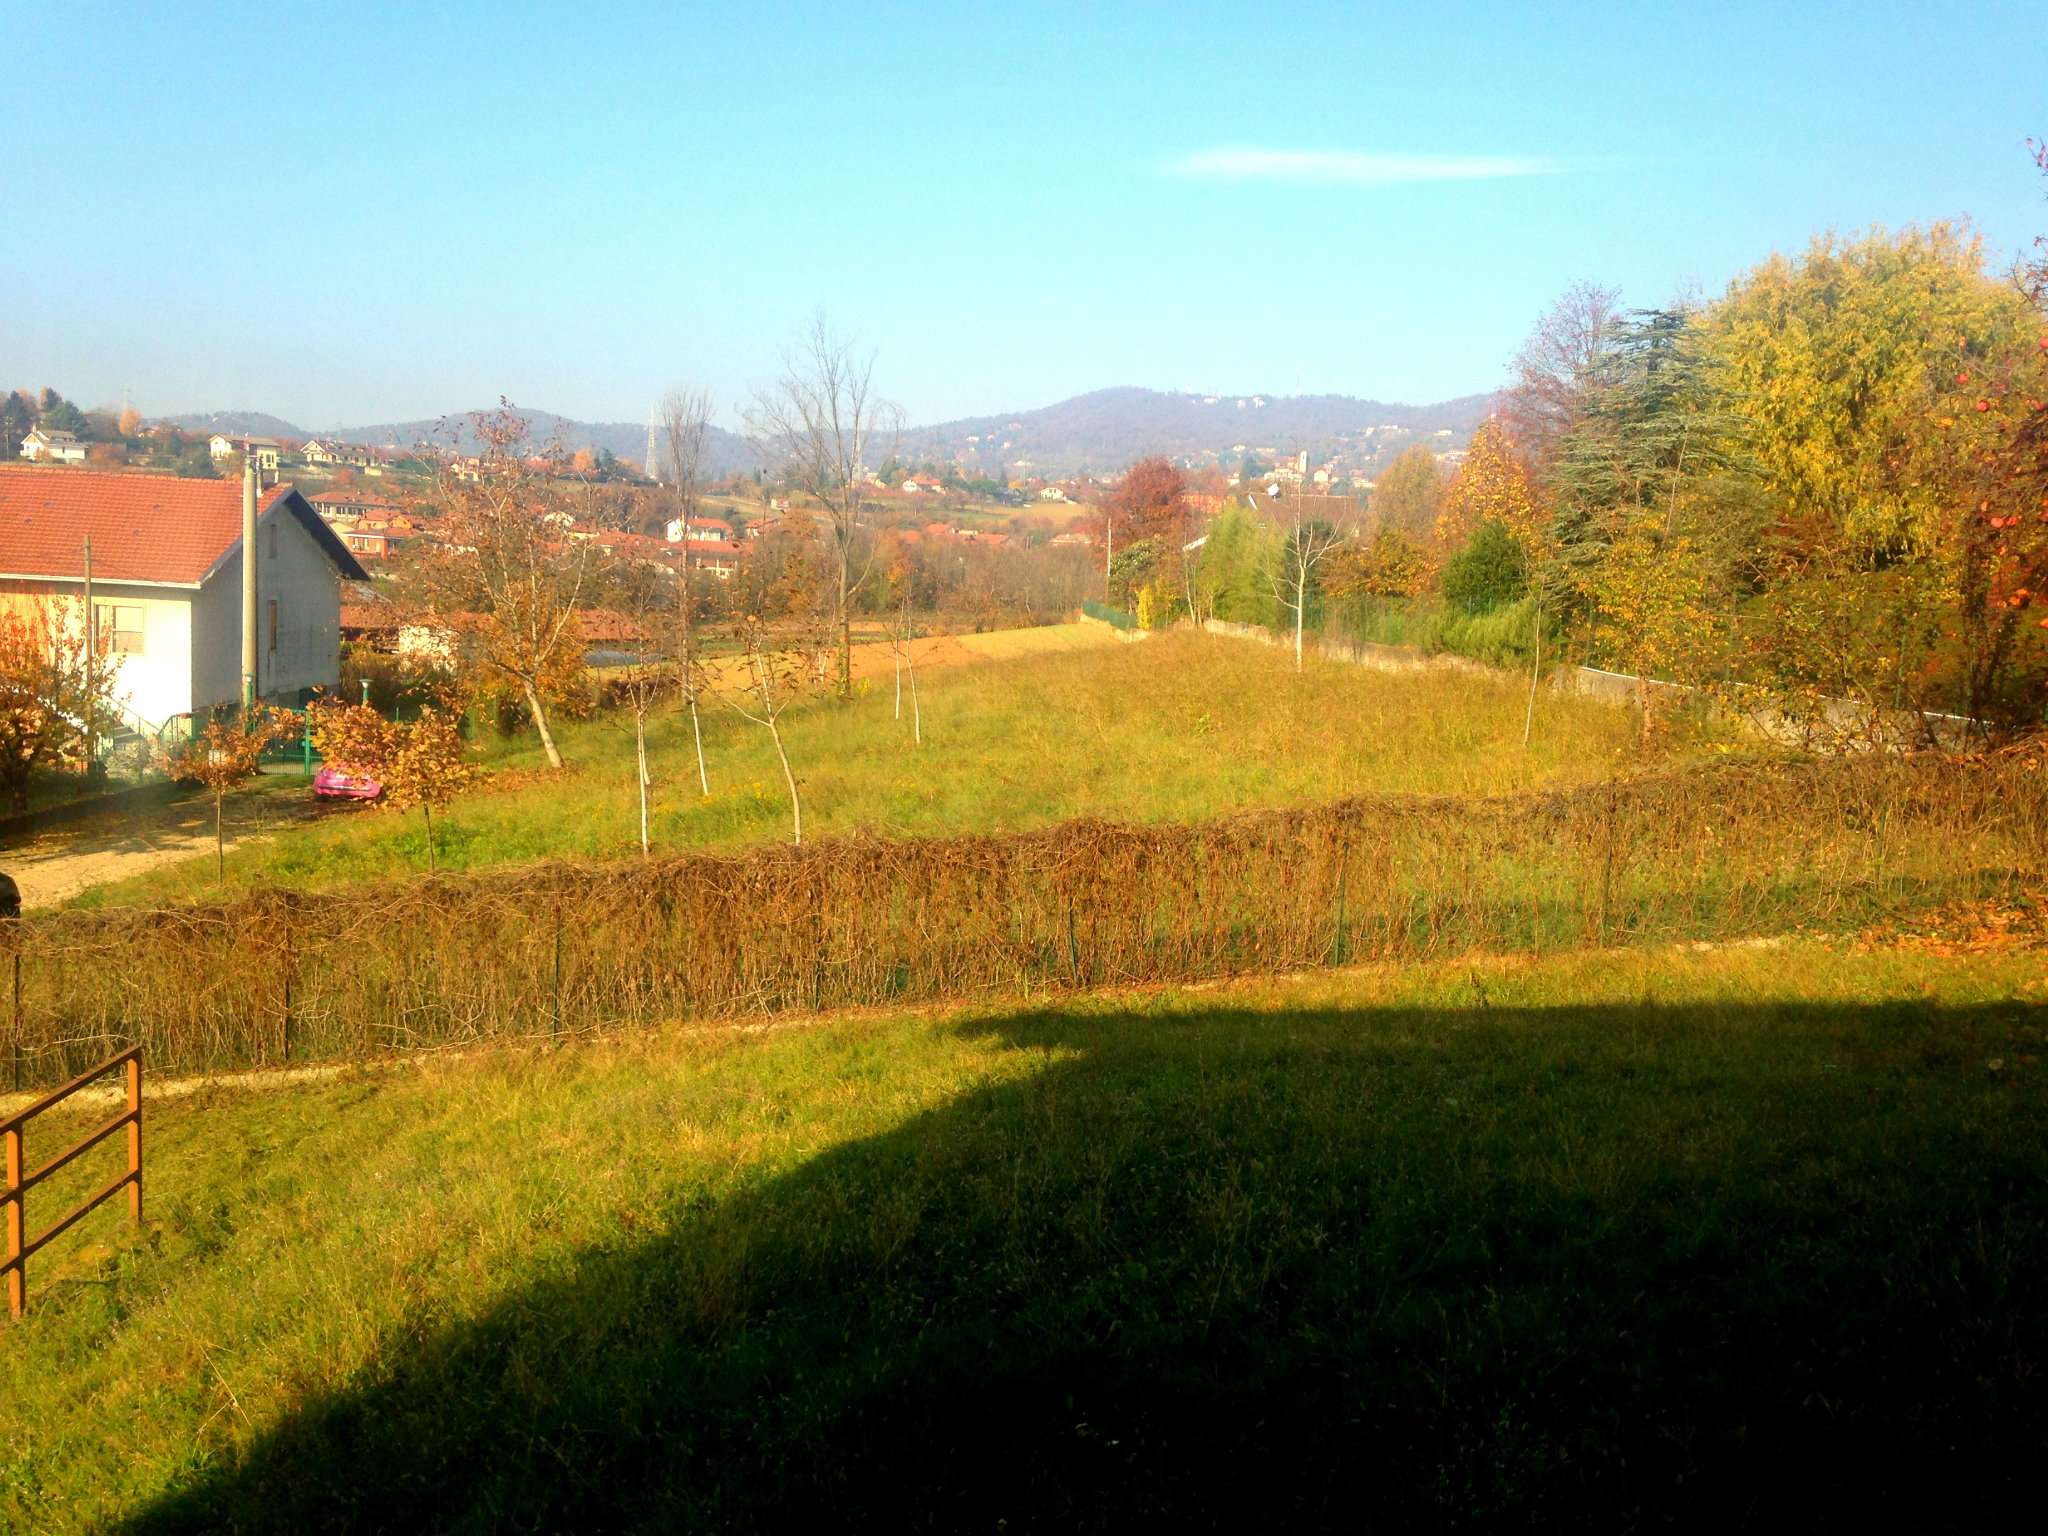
[1164,148,1559,187]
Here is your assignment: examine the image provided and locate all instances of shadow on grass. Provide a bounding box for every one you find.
[131,996,2048,1532]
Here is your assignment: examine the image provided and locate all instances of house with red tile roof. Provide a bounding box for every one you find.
[0,467,368,731]
[309,494,423,560]
[663,513,734,543]
[342,527,399,560]
[682,539,739,579]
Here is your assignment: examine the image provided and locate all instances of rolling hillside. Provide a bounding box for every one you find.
[901,386,1499,477]
[163,384,1497,480]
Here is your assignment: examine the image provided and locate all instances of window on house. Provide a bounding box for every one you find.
[266,519,277,560]
[95,603,144,655]
[267,599,279,654]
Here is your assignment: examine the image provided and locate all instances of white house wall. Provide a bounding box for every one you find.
[0,582,197,730]
[105,588,197,729]
[191,505,345,709]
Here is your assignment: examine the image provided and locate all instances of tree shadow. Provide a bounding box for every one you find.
[129,995,2048,1532]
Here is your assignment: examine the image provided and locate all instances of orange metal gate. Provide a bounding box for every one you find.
[2,1047,142,1319]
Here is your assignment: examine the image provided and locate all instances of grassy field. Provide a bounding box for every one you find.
[73,625,1651,906]
[3,940,2043,1530]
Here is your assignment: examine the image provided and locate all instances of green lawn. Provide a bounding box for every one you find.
[74,627,1655,906]
[4,940,2044,1530]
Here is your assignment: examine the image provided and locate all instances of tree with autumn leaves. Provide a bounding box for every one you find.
[0,599,120,812]
[308,700,480,871]
[412,408,591,769]
[1340,180,2048,748]
[1684,223,2046,737]
[1906,304,2048,731]
[159,706,293,878]
[1103,457,1193,620]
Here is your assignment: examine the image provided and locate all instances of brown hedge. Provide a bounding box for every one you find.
[4,755,2043,1089]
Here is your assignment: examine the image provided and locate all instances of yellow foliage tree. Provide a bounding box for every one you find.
[1439,419,1554,742]
[1436,418,1539,556]
[309,700,480,870]
[1699,225,2043,731]
[0,599,119,812]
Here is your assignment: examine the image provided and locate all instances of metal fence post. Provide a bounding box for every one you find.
[126,1055,142,1225]
[4,1125,21,1319]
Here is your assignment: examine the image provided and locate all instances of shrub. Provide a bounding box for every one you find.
[1440,520,1528,616]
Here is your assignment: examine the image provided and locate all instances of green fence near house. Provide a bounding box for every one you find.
[1081,600,1136,631]
[256,706,321,773]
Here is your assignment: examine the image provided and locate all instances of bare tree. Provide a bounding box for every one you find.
[1267,487,1349,671]
[893,584,923,746]
[725,615,814,846]
[413,408,591,770]
[592,548,678,858]
[745,317,899,700]
[661,385,714,795]
[1501,280,1620,470]
[157,706,290,878]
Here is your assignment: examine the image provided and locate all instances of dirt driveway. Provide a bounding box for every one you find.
[1,781,327,911]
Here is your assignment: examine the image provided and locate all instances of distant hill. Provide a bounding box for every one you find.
[320,409,760,479]
[901,387,1498,478]
[161,409,307,440]
[161,385,1497,482]
[160,406,759,478]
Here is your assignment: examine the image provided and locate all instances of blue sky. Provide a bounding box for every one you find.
[4,0,2043,430]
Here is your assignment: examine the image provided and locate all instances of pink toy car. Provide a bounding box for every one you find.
[313,766,383,801]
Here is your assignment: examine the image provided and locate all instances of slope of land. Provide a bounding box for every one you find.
[4,942,2043,1531]
[67,625,1647,907]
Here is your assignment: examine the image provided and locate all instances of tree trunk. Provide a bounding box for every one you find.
[214,789,225,878]
[1523,599,1542,750]
[635,707,650,858]
[687,692,708,797]
[423,802,436,872]
[680,539,709,796]
[524,682,564,769]
[906,643,922,747]
[768,715,802,846]
[837,539,853,701]
[894,637,903,720]
[1293,571,1306,671]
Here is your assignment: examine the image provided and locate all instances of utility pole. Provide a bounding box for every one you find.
[82,536,95,774]
[1104,510,1114,601]
[241,454,258,708]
